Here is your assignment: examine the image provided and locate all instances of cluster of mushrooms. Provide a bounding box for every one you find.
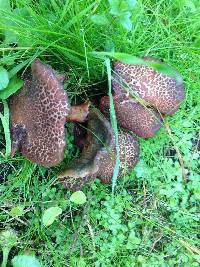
[8,58,184,191]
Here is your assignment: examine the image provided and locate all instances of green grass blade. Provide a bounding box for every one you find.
[0,99,11,158]
[105,58,120,194]
[91,51,182,81]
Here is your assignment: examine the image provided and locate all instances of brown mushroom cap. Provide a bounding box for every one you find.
[100,94,162,138]
[112,57,185,115]
[97,129,140,184]
[58,109,140,190]
[9,59,70,167]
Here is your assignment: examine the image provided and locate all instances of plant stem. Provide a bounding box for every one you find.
[1,247,10,267]
[105,58,120,195]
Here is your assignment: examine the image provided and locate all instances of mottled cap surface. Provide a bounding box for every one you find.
[112,57,185,115]
[98,129,140,184]
[100,94,162,138]
[9,59,70,166]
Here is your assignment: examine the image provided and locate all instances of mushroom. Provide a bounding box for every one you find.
[9,59,89,167]
[100,93,162,138]
[97,128,140,184]
[58,109,140,191]
[112,57,185,115]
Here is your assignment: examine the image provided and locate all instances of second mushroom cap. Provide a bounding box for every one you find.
[100,93,162,138]
[112,57,185,115]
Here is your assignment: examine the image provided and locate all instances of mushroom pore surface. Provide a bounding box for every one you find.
[97,129,140,184]
[112,57,185,115]
[9,59,70,167]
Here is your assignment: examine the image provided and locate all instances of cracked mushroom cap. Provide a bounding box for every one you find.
[97,129,140,184]
[100,94,162,138]
[112,57,185,115]
[58,109,140,191]
[9,59,70,167]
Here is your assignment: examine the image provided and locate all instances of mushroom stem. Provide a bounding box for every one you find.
[66,101,90,123]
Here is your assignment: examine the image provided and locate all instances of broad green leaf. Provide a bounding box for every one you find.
[0,67,9,90]
[109,0,120,16]
[0,0,11,10]
[194,186,200,200]
[12,255,42,267]
[13,8,34,46]
[184,0,196,12]
[0,99,11,157]
[109,0,136,15]
[0,229,17,249]
[70,191,87,205]
[119,12,132,30]
[107,52,145,64]
[42,207,62,226]
[0,229,18,267]
[148,62,183,82]
[10,206,24,217]
[4,25,17,45]
[126,230,141,249]
[90,14,109,25]
[2,16,17,44]
[105,39,115,52]
[134,160,150,180]
[90,51,182,80]
[121,11,132,18]
[126,0,137,9]
[0,76,23,99]
[90,51,145,63]
[0,0,17,44]
[14,7,31,18]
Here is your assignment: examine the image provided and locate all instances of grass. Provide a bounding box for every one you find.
[0,0,200,266]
